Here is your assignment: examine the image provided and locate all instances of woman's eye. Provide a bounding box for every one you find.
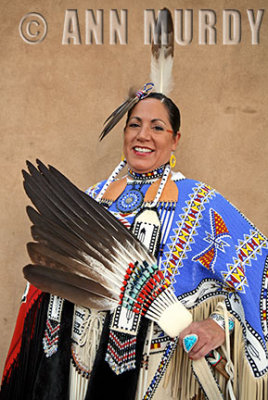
[129,123,140,128]
[152,126,164,132]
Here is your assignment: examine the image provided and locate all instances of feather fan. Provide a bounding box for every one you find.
[22,160,192,337]
[150,8,174,95]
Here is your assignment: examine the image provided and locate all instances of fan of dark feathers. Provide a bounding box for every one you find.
[22,160,155,310]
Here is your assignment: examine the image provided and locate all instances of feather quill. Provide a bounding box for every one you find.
[150,8,174,95]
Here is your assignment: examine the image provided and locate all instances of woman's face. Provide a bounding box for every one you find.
[123,98,180,173]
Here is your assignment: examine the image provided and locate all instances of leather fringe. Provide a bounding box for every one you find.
[162,296,268,400]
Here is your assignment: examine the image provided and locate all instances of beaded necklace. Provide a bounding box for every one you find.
[96,160,171,213]
[128,164,166,181]
[116,163,169,213]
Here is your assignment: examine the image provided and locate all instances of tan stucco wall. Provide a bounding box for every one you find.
[1,0,267,377]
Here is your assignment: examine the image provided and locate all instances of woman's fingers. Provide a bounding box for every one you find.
[179,318,225,360]
[188,342,213,360]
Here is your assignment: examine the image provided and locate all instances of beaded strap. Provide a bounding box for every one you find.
[149,164,171,208]
[95,159,127,202]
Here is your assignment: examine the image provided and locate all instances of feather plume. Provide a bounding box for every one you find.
[150,8,174,95]
[99,96,138,141]
[99,83,154,141]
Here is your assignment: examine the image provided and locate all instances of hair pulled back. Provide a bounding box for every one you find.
[125,92,181,136]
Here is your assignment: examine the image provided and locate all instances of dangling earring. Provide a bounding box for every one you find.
[170,153,176,168]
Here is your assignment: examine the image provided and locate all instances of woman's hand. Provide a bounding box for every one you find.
[178,318,225,360]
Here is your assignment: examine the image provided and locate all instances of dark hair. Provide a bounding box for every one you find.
[125,92,181,136]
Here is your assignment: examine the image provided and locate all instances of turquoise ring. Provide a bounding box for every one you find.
[183,334,198,353]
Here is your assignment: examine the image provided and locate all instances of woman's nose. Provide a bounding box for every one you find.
[137,125,151,140]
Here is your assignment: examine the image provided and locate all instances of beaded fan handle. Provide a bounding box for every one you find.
[118,259,192,338]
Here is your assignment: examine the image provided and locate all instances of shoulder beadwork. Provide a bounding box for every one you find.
[85,180,107,199]
[171,171,185,181]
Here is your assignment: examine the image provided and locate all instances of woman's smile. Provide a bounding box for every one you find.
[132,146,154,155]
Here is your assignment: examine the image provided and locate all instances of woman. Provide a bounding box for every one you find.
[1,90,267,400]
[107,94,225,359]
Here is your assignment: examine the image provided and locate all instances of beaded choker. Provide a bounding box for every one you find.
[128,164,167,181]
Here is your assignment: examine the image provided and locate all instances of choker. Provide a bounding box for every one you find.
[128,164,167,181]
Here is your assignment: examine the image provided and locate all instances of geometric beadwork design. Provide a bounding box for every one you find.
[236,230,268,266]
[43,319,60,358]
[116,189,144,213]
[222,230,268,293]
[85,182,102,199]
[222,261,248,292]
[261,256,268,339]
[163,183,216,282]
[109,210,133,229]
[105,330,137,375]
[192,209,231,272]
[143,338,178,400]
[42,294,63,358]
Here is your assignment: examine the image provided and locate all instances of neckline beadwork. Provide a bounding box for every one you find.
[128,164,167,181]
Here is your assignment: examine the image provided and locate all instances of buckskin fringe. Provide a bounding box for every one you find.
[161,296,268,400]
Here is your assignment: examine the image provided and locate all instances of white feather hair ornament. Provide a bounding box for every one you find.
[150,8,174,95]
